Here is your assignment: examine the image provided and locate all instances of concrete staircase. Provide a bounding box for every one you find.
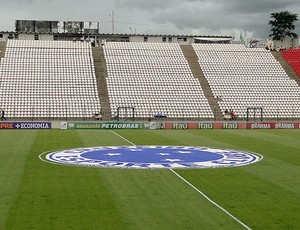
[180,45,223,120]
[0,41,6,59]
[271,51,300,87]
[92,47,111,121]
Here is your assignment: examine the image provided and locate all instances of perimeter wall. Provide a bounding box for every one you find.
[1,121,300,129]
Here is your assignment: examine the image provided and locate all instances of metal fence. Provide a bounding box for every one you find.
[2,106,299,122]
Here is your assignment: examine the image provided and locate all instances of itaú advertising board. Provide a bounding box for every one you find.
[0,122,51,129]
[246,122,300,129]
[160,122,300,129]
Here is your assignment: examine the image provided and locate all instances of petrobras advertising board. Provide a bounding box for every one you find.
[67,122,144,129]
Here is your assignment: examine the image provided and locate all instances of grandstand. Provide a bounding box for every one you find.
[103,42,214,119]
[0,40,100,119]
[1,38,300,121]
[193,44,300,119]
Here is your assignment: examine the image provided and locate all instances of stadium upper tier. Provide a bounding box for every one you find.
[193,44,300,119]
[0,40,100,118]
[103,42,214,119]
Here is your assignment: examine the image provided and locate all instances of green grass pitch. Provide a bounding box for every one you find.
[0,129,300,229]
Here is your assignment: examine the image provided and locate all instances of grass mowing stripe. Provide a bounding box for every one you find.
[111,129,300,229]
[0,130,38,230]
[110,130,137,146]
[176,130,300,229]
[99,168,245,229]
[169,168,252,230]
[111,130,252,229]
[76,129,134,146]
[4,130,126,229]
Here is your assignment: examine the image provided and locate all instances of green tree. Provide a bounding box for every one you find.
[269,10,298,40]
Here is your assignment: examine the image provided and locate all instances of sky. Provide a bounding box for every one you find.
[0,0,300,41]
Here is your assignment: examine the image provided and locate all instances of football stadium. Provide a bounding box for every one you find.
[1,19,300,229]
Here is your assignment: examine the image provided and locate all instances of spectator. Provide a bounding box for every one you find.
[94,111,102,120]
[230,109,238,120]
[216,95,222,102]
[113,112,118,121]
[0,109,6,121]
[223,109,231,120]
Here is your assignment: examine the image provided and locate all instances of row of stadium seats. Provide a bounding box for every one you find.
[8,40,90,48]
[193,44,300,119]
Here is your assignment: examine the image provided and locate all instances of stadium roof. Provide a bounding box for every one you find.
[194,37,232,42]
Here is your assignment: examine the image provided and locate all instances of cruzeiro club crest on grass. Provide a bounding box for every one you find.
[42,146,262,169]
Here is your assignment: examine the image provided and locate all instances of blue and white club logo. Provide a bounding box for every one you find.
[42,146,262,169]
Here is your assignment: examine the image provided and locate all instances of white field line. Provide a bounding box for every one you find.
[169,168,252,230]
[110,130,137,146]
[39,151,62,166]
[110,130,252,230]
